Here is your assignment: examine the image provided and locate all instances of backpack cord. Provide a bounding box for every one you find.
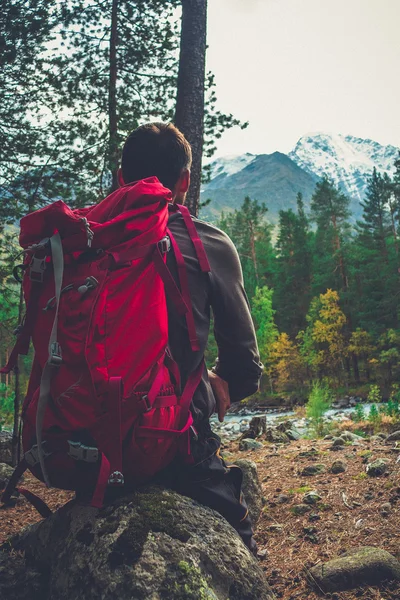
[36,232,64,488]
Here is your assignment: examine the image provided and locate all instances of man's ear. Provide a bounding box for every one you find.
[117,168,125,187]
[179,168,190,194]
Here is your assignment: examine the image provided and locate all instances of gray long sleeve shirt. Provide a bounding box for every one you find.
[167,210,263,425]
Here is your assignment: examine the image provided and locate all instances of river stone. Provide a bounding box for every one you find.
[386,430,400,442]
[366,459,389,477]
[308,546,400,592]
[330,459,347,474]
[232,459,263,526]
[1,486,275,600]
[300,464,326,477]
[239,438,263,451]
[0,432,12,465]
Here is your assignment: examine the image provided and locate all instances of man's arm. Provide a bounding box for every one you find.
[207,228,263,403]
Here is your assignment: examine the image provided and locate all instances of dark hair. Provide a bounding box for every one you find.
[121,122,192,191]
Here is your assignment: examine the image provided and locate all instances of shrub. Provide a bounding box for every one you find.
[367,384,382,404]
[305,381,332,437]
[368,403,382,429]
[0,383,14,431]
[352,403,365,423]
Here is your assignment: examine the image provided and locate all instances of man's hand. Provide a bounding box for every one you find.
[208,370,231,422]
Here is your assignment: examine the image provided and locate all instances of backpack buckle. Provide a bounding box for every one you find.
[68,441,99,463]
[142,394,152,413]
[29,256,47,283]
[158,236,170,254]
[25,442,51,467]
[48,342,62,367]
[108,470,124,486]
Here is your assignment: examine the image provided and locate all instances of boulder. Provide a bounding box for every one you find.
[0,462,14,490]
[0,432,12,465]
[303,491,322,505]
[308,546,400,593]
[232,459,263,526]
[340,431,364,442]
[265,428,289,444]
[331,437,346,448]
[239,438,263,451]
[366,459,389,477]
[386,430,400,442]
[285,429,301,441]
[240,416,267,440]
[291,504,311,516]
[276,420,294,433]
[330,460,347,474]
[300,464,326,477]
[0,486,275,600]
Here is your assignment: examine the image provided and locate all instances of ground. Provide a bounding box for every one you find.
[1,435,400,600]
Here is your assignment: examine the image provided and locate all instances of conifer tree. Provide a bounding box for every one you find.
[273,193,312,336]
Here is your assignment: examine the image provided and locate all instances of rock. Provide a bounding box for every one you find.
[1,486,275,600]
[291,503,311,515]
[239,438,263,451]
[297,448,319,459]
[268,524,283,533]
[0,462,14,488]
[276,494,290,504]
[330,460,347,474]
[300,464,326,477]
[366,459,389,477]
[308,513,320,522]
[285,429,301,441]
[331,437,346,448]
[340,431,364,442]
[386,430,400,442]
[364,491,374,501]
[265,428,289,444]
[380,502,392,517]
[308,546,400,593]
[232,459,263,526]
[0,432,12,465]
[303,491,322,505]
[240,416,267,440]
[276,420,294,433]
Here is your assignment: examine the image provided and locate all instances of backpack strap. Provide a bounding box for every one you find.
[167,230,200,352]
[175,204,211,273]
[36,232,64,488]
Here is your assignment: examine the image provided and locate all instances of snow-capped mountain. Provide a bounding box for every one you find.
[200,133,399,222]
[289,133,398,202]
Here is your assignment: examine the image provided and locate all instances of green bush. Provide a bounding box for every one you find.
[352,403,365,423]
[305,381,332,437]
[367,384,382,404]
[0,383,14,431]
[368,403,381,428]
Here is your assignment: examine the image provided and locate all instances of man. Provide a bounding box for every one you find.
[119,122,263,552]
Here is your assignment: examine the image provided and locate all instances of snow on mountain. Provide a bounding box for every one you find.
[289,133,398,202]
[207,152,255,183]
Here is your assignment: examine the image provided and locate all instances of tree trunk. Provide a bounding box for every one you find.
[109,0,119,193]
[174,0,207,216]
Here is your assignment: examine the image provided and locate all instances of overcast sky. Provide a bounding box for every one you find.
[205,0,400,157]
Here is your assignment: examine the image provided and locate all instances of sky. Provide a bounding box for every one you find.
[205,0,400,157]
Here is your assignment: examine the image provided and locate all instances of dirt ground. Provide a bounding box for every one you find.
[1,434,400,600]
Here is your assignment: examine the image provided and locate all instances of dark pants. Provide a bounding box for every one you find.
[157,421,256,551]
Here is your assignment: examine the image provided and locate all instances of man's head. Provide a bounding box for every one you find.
[119,122,192,202]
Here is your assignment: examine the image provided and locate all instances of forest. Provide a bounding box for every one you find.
[1,1,400,434]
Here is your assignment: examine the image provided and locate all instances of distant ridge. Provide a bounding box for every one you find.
[200,133,399,222]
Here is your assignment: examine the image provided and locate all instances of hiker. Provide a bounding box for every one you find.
[1,121,262,555]
[119,122,263,552]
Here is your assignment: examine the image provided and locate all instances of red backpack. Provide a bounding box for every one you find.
[1,177,210,516]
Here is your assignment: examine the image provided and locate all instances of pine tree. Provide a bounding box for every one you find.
[354,167,399,332]
[273,193,312,336]
[218,197,274,300]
